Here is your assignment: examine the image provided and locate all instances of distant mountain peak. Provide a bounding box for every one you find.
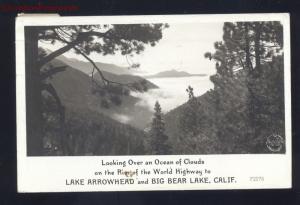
[145,69,207,79]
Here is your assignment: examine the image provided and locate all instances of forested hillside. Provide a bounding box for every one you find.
[165,56,284,154]
[164,22,285,154]
[43,57,156,129]
[44,105,146,156]
[26,22,284,156]
[42,58,150,155]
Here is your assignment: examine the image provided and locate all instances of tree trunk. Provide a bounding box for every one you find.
[25,27,43,156]
[254,22,261,74]
[244,23,256,141]
[244,23,252,73]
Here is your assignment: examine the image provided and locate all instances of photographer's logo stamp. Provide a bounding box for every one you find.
[266,134,284,152]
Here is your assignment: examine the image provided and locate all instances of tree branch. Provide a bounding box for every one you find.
[74,46,138,89]
[53,30,141,90]
[37,28,113,69]
[237,56,245,70]
[40,65,67,80]
[37,39,80,68]
[79,31,111,39]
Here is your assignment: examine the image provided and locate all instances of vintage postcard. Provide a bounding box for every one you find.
[16,13,291,192]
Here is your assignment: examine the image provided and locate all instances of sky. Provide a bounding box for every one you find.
[41,22,224,75]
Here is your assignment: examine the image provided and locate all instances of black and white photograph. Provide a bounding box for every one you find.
[24,20,286,156]
[16,14,291,192]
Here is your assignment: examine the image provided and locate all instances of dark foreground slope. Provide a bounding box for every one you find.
[164,90,221,154]
[46,58,155,129]
[42,58,155,155]
[164,57,285,154]
[62,107,146,156]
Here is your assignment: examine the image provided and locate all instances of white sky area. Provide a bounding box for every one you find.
[41,22,224,75]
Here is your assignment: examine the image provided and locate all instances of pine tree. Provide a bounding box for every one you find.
[150,101,171,154]
[204,21,285,153]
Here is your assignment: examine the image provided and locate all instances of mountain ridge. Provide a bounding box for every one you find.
[145,69,207,79]
[56,54,134,75]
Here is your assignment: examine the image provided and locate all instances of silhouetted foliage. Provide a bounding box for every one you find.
[149,101,171,154]
[164,21,285,154]
[27,24,167,155]
[205,21,285,153]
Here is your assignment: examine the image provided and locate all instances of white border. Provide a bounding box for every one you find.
[16,13,291,192]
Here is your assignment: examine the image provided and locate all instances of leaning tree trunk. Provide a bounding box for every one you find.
[25,27,43,156]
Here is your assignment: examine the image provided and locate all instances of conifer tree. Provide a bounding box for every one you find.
[150,101,171,154]
[204,21,284,153]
